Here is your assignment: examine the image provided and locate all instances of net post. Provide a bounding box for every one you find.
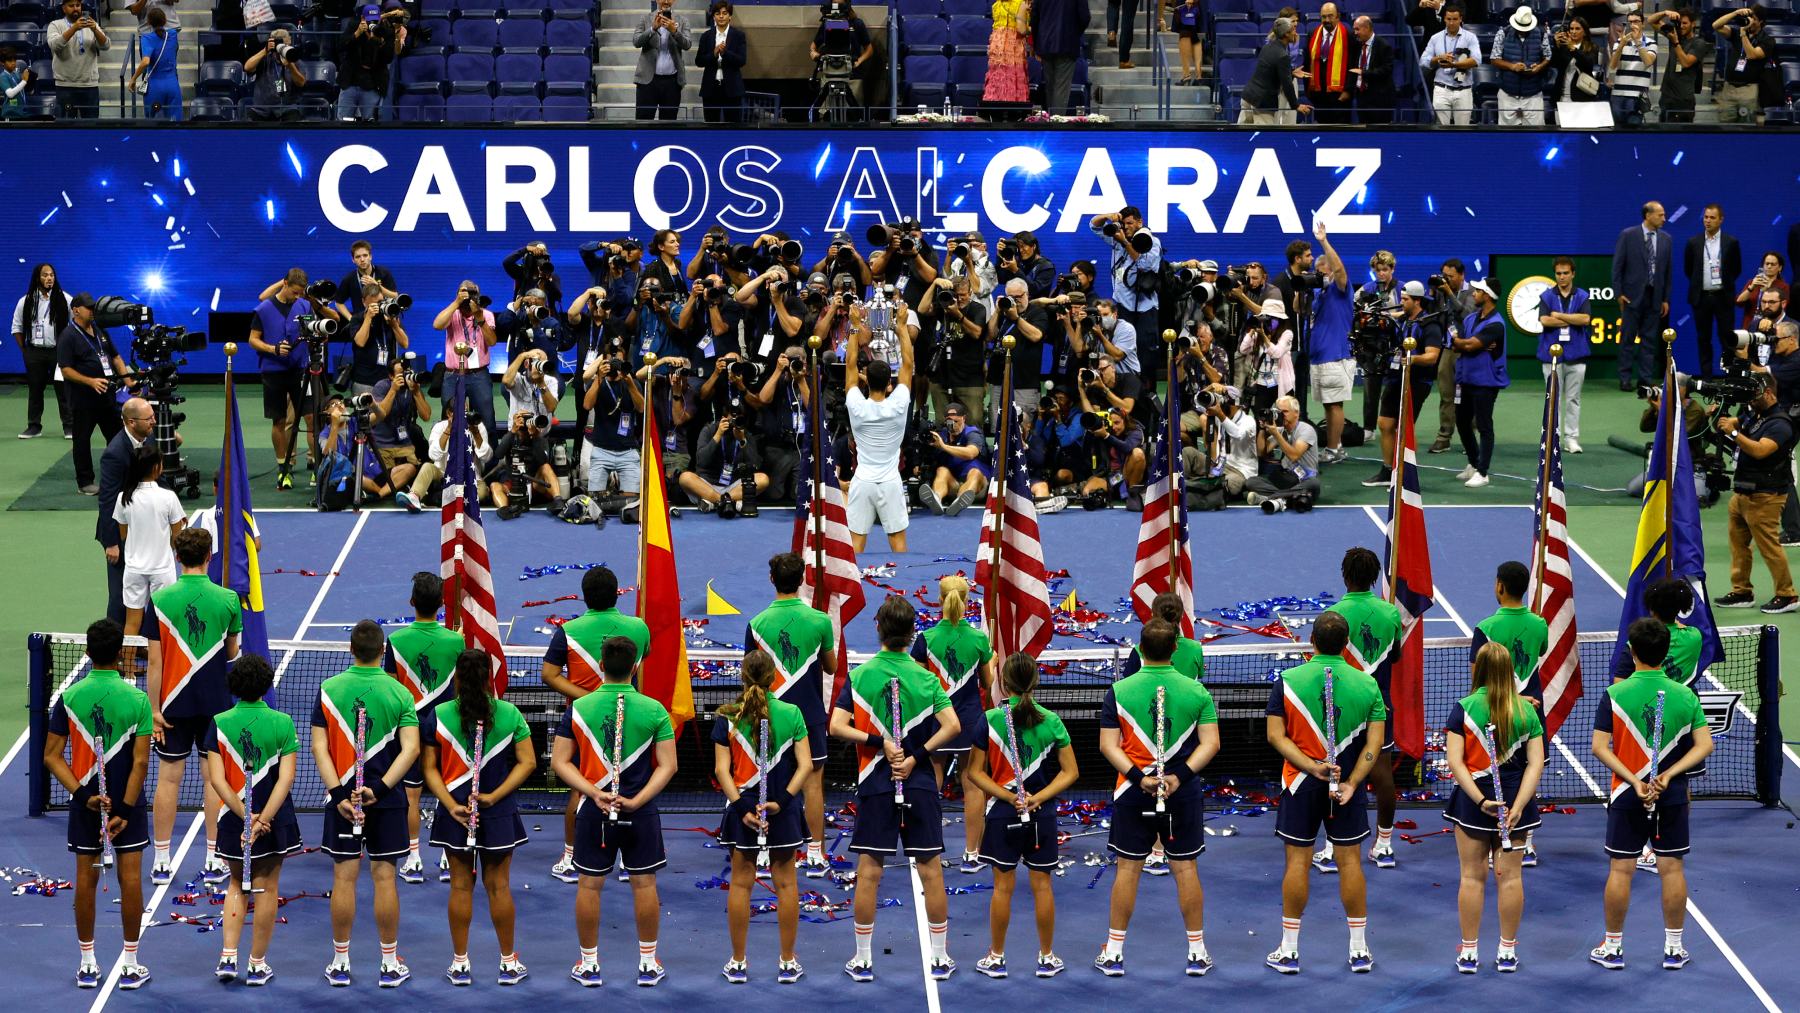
[1755,624,1783,806]
[27,633,50,817]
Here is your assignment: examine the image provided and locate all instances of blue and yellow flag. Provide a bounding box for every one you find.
[1610,365,1721,679]
[210,356,269,657]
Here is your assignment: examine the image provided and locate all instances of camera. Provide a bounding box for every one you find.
[1193,387,1233,411]
[93,295,154,329]
[297,315,338,339]
[132,324,205,361]
[994,294,1014,316]
[1256,407,1280,427]
[1078,411,1107,432]
[726,359,760,384]
[378,294,412,318]
[348,391,375,413]
[1427,273,1448,291]
[274,41,296,63]
[996,238,1016,261]
[950,242,971,262]
[529,412,551,431]
[305,280,335,302]
[1349,289,1401,367]
[460,291,493,310]
[520,303,549,322]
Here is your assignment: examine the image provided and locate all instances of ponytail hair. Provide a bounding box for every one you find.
[721,649,775,729]
[453,648,495,733]
[1470,641,1518,751]
[121,444,163,507]
[1000,652,1043,730]
[940,574,969,624]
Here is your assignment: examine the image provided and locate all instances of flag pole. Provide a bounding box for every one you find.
[807,335,826,612]
[1386,335,1416,604]
[1162,328,1179,588]
[1660,330,1677,581]
[1531,344,1561,613]
[988,336,1016,656]
[447,342,470,633]
[638,354,657,607]
[220,342,237,594]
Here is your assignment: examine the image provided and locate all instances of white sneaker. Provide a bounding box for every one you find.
[438,852,451,882]
[1464,472,1489,489]
[398,852,424,884]
[1245,492,1265,507]
[1456,464,1476,481]
[551,856,579,883]
[1563,438,1583,454]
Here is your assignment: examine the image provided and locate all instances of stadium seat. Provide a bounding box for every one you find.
[947,51,987,101]
[459,7,499,20]
[196,59,247,96]
[941,0,986,14]
[947,14,988,54]
[497,16,544,49]
[419,0,452,16]
[494,91,542,119]
[546,0,593,18]
[543,15,589,49]
[415,17,452,45]
[451,17,499,50]
[0,0,48,24]
[447,49,495,81]
[394,88,446,121]
[187,95,237,121]
[1785,59,1800,97]
[540,92,589,119]
[894,0,940,16]
[396,51,445,86]
[447,91,492,120]
[1217,55,1255,88]
[299,59,336,97]
[904,53,950,107]
[901,15,948,56]
[0,25,38,48]
[542,50,590,85]
[495,50,541,85]
[504,0,548,13]
[1470,62,1498,123]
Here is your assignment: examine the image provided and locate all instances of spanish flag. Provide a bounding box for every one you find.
[636,381,694,735]
[211,347,269,657]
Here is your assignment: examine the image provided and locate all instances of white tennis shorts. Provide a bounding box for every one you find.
[846,476,909,536]
[122,566,177,610]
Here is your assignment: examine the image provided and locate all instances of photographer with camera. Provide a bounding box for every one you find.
[986,278,1049,425]
[487,410,563,520]
[1309,221,1355,464]
[1174,323,1230,445]
[1713,372,1799,613]
[810,0,875,109]
[1076,403,1147,511]
[743,346,811,502]
[995,231,1057,301]
[1066,297,1140,389]
[495,287,571,388]
[333,240,399,319]
[733,264,811,362]
[337,3,404,120]
[625,275,688,364]
[1537,256,1592,452]
[1238,297,1294,415]
[580,353,645,517]
[578,238,642,307]
[314,394,384,508]
[921,276,989,421]
[503,242,564,312]
[1246,395,1320,512]
[501,346,562,425]
[1450,280,1509,489]
[672,273,740,368]
[1185,382,1258,500]
[1628,378,1711,499]
[1419,1,1478,124]
[345,284,410,395]
[1427,258,1474,454]
[1712,5,1771,125]
[249,269,339,491]
[941,232,997,315]
[1074,334,1139,425]
[920,401,989,516]
[243,27,306,121]
[407,411,491,507]
[806,232,871,293]
[58,292,134,495]
[678,411,768,517]
[46,0,108,118]
[844,291,914,552]
[1271,239,1326,410]
[1089,208,1161,378]
[369,356,431,510]
[433,279,499,435]
[689,228,756,289]
[1647,8,1710,123]
[1745,286,1790,341]
[1362,280,1446,488]
[1024,387,1081,512]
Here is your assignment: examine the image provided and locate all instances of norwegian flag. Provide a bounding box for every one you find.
[441,371,508,695]
[1529,370,1582,739]
[1129,389,1195,636]
[1381,377,1434,759]
[975,369,1053,660]
[793,401,864,711]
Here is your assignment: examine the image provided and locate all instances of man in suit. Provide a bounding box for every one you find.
[1304,3,1353,122]
[1684,203,1742,379]
[1240,18,1312,124]
[98,397,158,624]
[695,0,747,122]
[1611,200,1673,390]
[1350,15,1395,123]
[633,0,690,121]
[1032,0,1090,115]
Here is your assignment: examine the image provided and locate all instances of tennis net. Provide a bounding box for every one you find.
[28,625,1782,814]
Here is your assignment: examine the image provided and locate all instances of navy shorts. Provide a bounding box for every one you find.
[785,691,830,765]
[717,794,806,854]
[321,804,409,862]
[573,803,666,876]
[978,806,1059,870]
[216,812,304,863]
[1108,786,1205,860]
[155,714,213,762]
[430,810,528,855]
[938,695,986,754]
[69,801,149,855]
[849,788,945,859]
[402,759,424,790]
[1442,774,1541,846]
[1275,778,1371,847]
[1605,799,1690,858]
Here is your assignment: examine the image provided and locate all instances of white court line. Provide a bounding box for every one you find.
[1358,506,1778,1009]
[92,511,372,1012]
[907,860,942,1013]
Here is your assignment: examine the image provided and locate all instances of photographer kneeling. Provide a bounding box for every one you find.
[487,410,563,520]
[316,395,384,509]
[1246,395,1320,513]
[922,401,989,517]
[1075,405,1146,511]
[1713,371,1799,614]
[1183,383,1259,501]
[678,412,768,517]
[369,358,431,512]
[407,412,491,507]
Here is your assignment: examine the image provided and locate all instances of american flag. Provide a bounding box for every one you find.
[1529,369,1582,739]
[1381,372,1434,759]
[975,367,1053,660]
[441,371,508,695]
[793,394,864,710]
[1130,388,1195,635]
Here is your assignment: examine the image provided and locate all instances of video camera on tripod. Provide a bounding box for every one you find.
[97,296,205,499]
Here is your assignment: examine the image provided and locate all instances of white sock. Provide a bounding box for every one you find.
[807,840,825,861]
[221,947,238,962]
[638,940,658,969]
[407,838,420,860]
[1347,917,1367,952]
[1498,936,1517,957]
[1665,928,1683,952]
[205,843,218,866]
[854,922,874,962]
[578,945,598,969]
[561,844,575,863]
[1104,927,1126,958]
[331,939,351,969]
[1603,931,1623,953]
[1375,826,1393,848]
[451,952,468,968]
[123,939,139,965]
[1280,917,1300,954]
[154,841,171,867]
[1187,930,1207,959]
[501,952,518,966]
[380,941,399,968]
[1458,938,1477,957]
[928,921,948,961]
[79,939,97,968]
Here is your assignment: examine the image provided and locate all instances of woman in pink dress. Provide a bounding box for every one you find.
[982,0,1031,117]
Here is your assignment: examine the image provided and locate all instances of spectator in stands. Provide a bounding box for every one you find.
[0,47,28,119]
[1685,204,1741,380]
[1172,0,1202,85]
[1712,5,1770,125]
[1647,9,1708,123]
[128,0,179,32]
[244,28,307,121]
[1537,256,1591,453]
[634,0,691,122]
[1605,10,1656,126]
[347,284,410,395]
[1740,252,1789,327]
[1548,18,1603,110]
[1247,395,1319,510]
[1349,15,1395,123]
[997,231,1056,299]
[922,401,989,515]
[1489,5,1550,126]
[1303,3,1353,123]
[48,0,110,119]
[1406,0,1449,35]
[1239,18,1310,125]
[1030,0,1089,115]
[696,0,747,123]
[981,0,1031,117]
[410,411,490,506]
[339,5,403,122]
[434,279,499,436]
[1419,2,1478,125]
[1278,5,1304,123]
[125,8,182,119]
[12,263,71,439]
[1115,0,1146,68]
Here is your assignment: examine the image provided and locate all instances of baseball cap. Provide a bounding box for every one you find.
[1401,280,1428,298]
[1197,259,1219,272]
[831,231,852,245]
[1469,279,1497,300]
[945,401,967,417]
[807,271,829,286]
[70,292,96,309]
[361,4,380,20]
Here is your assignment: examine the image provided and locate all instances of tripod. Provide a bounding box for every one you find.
[812,57,857,123]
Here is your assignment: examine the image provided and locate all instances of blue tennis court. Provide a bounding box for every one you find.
[6,505,1795,1010]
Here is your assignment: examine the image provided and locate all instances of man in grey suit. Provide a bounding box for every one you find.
[635,0,691,121]
[1238,18,1312,124]
[98,397,157,624]
[1611,200,1673,389]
